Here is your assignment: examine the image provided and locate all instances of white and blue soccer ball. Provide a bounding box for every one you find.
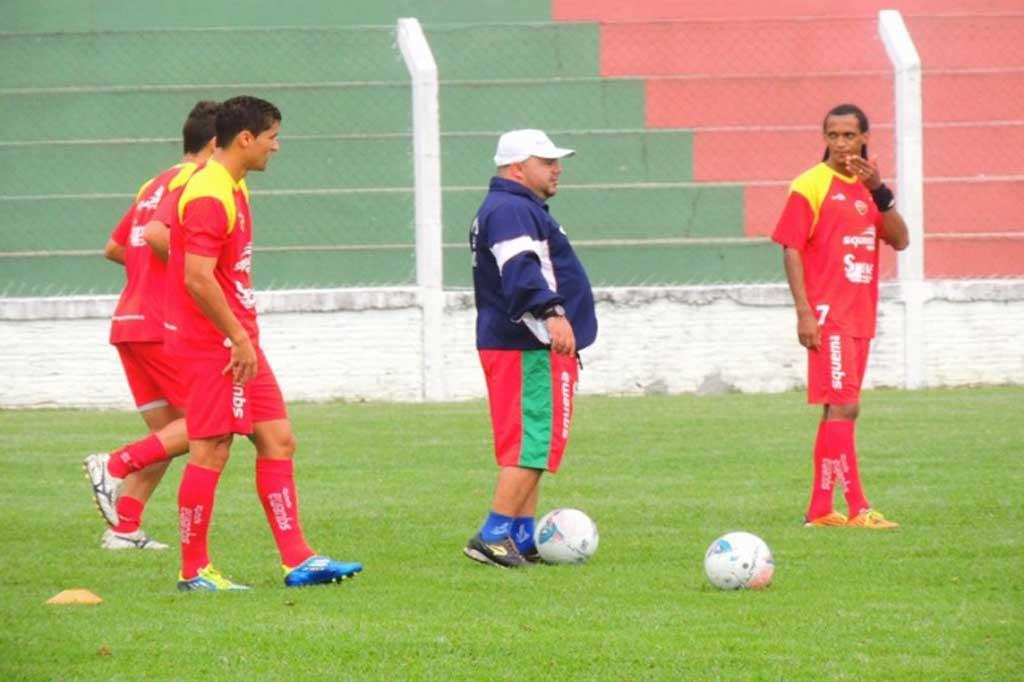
[704,531,774,590]
[535,508,599,564]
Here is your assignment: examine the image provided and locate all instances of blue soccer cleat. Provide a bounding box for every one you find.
[284,555,363,587]
[177,565,251,592]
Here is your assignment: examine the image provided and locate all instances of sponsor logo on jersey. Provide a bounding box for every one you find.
[234,244,252,273]
[843,254,874,284]
[830,192,847,202]
[232,383,246,418]
[235,280,256,309]
[842,226,877,251]
[829,334,845,390]
[130,225,146,247]
[137,185,165,211]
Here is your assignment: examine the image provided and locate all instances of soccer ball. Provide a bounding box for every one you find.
[703,531,774,590]
[535,508,599,564]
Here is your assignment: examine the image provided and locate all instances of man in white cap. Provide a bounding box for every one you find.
[464,129,598,568]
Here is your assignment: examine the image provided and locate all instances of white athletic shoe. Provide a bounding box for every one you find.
[101,528,168,550]
[83,453,123,527]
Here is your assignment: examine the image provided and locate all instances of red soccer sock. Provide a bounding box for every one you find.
[806,421,837,520]
[256,458,314,568]
[108,434,167,479]
[178,463,221,579]
[112,495,144,534]
[831,420,871,516]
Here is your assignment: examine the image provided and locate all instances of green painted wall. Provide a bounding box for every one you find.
[5,0,553,32]
[0,5,765,295]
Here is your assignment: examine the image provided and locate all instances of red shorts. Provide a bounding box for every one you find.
[807,333,871,405]
[182,347,288,439]
[479,349,579,473]
[115,342,187,410]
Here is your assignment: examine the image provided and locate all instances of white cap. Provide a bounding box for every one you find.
[493,129,575,166]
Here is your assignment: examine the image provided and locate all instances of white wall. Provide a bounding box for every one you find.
[1,281,1022,408]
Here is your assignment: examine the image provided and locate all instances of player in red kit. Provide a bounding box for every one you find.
[772,104,909,529]
[83,101,219,550]
[167,96,362,591]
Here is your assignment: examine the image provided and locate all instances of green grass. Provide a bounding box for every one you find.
[1,386,1021,680]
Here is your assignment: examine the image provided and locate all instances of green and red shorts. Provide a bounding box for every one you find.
[479,349,579,473]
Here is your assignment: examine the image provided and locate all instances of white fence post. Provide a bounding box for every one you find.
[397,17,446,401]
[879,9,926,390]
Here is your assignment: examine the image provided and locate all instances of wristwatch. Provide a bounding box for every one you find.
[539,304,566,319]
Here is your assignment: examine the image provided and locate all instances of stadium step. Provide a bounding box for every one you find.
[0,28,407,88]
[690,122,1024,183]
[6,182,742,250]
[0,182,744,252]
[598,15,1024,77]
[0,128,693,196]
[926,239,1024,278]
[5,0,553,33]
[0,22,603,89]
[646,74,892,129]
[442,130,694,186]
[599,18,887,77]
[553,0,1024,22]
[645,69,1022,130]
[0,236,786,298]
[0,79,644,142]
[426,23,600,79]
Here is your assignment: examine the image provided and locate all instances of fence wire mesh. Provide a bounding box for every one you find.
[438,15,1023,287]
[1,14,1020,297]
[905,13,1024,279]
[0,27,415,296]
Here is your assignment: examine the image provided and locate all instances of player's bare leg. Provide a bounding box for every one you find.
[464,466,540,568]
[491,466,543,517]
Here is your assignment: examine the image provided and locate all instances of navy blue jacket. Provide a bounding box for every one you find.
[471,176,597,351]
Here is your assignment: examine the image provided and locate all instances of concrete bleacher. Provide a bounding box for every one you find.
[565,3,1024,278]
[3,1,1019,296]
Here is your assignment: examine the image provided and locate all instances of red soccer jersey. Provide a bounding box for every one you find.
[163,159,257,359]
[108,163,196,344]
[772,162,885,338]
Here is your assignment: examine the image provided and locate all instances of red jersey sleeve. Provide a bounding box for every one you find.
[109,203,135,245]
[771,191,815,251]
[182,196,230,257]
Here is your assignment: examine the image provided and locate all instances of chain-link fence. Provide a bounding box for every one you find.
[905,13,1024,278]
[437,13,1023,286]
[0,27,415,296]
[2,13,1020,297]
[433,18,894,286]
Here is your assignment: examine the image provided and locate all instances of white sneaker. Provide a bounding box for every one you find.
[101,528,168,550]
[83,453,123,526]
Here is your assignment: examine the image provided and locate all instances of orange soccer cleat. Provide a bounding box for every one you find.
[847,509,900,529]
[804,511,849,527]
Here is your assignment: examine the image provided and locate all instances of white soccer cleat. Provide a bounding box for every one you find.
[83,453,123,527]
[101,528,168,550]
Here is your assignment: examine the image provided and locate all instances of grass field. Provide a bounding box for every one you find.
[1,386,1021,680]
